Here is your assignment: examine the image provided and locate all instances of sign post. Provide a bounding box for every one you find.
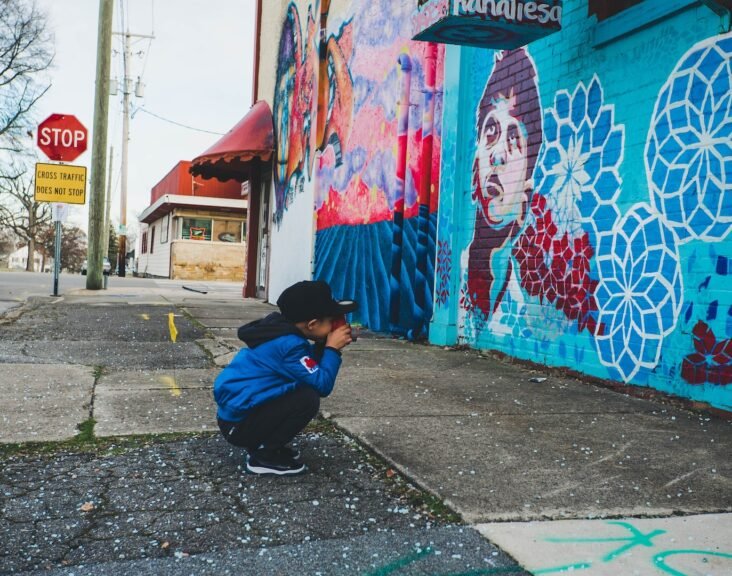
[51,204,68,297]
[35,113,89,296]
[53,220,62,296]
[34,163,87,204]
[34,164,87,296]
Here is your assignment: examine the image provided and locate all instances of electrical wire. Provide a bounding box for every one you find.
[139,0,154,78]
[133,107,226,135]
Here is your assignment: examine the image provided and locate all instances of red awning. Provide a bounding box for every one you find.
[189,100,274,182]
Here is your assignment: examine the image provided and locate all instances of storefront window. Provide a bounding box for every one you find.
[215,219,246,243]
[182,217,212,241]
[161,214,169,243]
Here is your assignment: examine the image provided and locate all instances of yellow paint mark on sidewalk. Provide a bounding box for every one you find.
[157,374,181,397]
[140,313,150,320]
[168,312,178,343]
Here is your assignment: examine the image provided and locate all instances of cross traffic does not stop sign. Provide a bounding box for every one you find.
[37,113,88,162]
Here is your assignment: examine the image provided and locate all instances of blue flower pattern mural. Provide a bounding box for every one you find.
[646,34,732,243]
[449,31,731,409]
[595,203,683,382]
[534,76,623,249]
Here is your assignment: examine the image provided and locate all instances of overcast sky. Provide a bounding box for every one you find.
[34,0,256,234]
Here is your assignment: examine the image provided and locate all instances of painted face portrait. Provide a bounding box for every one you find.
[474,91,531,227]
[466,48,542,317]
[472,49,542,232]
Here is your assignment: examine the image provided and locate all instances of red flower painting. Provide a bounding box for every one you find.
[513,194,602,335]
[681,321,732,385]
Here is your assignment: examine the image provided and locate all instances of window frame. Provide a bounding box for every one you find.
[161,214,169,244]
[181,217,213,241]
[213,218,246,243]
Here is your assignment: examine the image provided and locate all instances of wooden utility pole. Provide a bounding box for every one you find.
[118,29,130,277]
[113,28,153,277]
[104,146,113,258]
[87,0,114,290]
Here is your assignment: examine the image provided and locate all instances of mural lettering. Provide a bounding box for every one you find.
[454,0,563,26]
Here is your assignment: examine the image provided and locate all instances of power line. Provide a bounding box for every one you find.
[139,0,154,78]
[133,107,225,135]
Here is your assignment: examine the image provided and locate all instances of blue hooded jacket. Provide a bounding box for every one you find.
[213,312,342,422]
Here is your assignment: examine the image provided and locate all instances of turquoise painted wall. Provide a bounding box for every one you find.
[432,0,732,410]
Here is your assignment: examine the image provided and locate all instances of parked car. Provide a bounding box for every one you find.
[80,257,111,275]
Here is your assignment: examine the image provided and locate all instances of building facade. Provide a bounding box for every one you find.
[260,0,445,335]
[7,245,46,272]
[258,0,731,410]
[137,161,248,280]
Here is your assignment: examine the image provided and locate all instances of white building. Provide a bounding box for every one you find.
[8,245,48,272]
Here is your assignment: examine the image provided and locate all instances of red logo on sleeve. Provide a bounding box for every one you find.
[300,356,319,374]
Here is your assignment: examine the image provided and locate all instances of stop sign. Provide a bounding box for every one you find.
[37,114,88,162]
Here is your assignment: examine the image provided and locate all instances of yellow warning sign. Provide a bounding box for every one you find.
[34,163,87,205]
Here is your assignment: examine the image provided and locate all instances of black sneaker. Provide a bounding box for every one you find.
[245,450,306,476]
[246,445,301,460]
[276,445,301,460]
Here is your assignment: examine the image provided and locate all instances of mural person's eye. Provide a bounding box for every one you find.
[483,117,499,146]
[507,124,521,153]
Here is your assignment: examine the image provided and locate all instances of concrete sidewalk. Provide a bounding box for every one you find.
[1,285,730,575]
[324,338,732,575]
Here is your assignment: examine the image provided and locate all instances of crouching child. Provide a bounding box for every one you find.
[214,280,357,476]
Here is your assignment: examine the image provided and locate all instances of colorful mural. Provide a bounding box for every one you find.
[274,0,445,334]
[465,49,542,323]
[270,0,730,409]
[646,33,731,243]
[448,22,731,410]
[273,0,354,224]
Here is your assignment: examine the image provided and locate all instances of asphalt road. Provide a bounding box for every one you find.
[0,271,133,316]
[0,271,242,317]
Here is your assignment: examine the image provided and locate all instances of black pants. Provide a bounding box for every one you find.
[218,386,320,451]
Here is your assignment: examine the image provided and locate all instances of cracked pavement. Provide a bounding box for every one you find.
[0,290,528,575]
[0,432,524,575]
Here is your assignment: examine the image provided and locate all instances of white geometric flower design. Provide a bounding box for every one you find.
[646,32,732,243]
[594,204,684,382]
[546,134,591,234]
[535,75,624,244]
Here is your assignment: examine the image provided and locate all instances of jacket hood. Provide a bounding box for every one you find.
[237,312,304,348]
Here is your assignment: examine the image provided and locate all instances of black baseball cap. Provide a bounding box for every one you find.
[276,280,358,322]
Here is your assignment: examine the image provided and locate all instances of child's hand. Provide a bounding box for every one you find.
[326,324,353,350]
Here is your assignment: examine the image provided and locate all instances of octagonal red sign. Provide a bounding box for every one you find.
[37,114,88,162]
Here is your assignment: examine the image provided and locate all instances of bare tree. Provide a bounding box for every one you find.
[0,0,54,153]
[0,162,51,270]
[38,222,86,272]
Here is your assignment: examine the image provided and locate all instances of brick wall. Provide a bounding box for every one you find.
[432,0,732,410]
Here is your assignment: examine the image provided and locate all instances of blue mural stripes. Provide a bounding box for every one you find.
[315,214,437,333]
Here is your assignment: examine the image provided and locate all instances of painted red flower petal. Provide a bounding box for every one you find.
[685,353,707,364]
[681,357,708,385]
[712,338,732,366]
[691,321,716,354]
[707,364,732,385]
